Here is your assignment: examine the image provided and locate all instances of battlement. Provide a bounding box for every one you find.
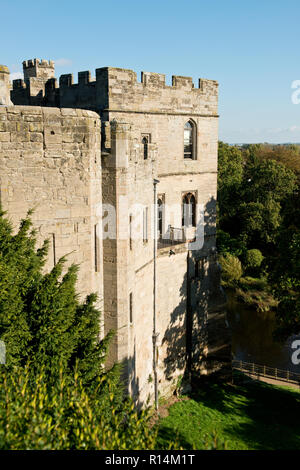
[59,71,95,87]
[60,73,74,87]
[141,71,165,87]
[56,66,218,115]
[57,66,217,92]
[23,58,55,80]
[12,79,26,89]
[78,70,92,85]
[11,60,219,116]
[96,67,218,115]
[23,58,55,69]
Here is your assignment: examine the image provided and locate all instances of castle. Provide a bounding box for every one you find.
[0,59,231,403]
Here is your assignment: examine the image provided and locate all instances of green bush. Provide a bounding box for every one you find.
[0,209,179,450]
[0,209,116,390]
[0,365,161,450]
[219,253,243,283]
[245,249,264,269]
[239,276,266,291]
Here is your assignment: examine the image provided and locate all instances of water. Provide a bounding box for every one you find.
[226,293,300,374]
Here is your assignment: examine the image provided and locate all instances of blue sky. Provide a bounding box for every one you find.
[2,0,300,143]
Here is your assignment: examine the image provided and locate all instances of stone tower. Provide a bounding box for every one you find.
[7,59,232,403]
[23,58,55,80]
[12,59,57,106]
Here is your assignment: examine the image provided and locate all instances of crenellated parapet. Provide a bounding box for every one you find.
[11,59,57,106]
[58,70,97,111]
[12,79,26,90]
[101,67,218,115]
[23,58,55,80]
[23,58,55,67]
[57,66,218,116]
[11,60,218,116]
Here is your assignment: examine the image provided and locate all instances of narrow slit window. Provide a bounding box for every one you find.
[129,214,133,250]
[157,198,163,238]
[94,224,99,272]
[52,233,56,266]
[129,293,133,324]
[142,136,149,160]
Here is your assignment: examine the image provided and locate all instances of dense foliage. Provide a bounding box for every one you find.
[217,142,300,336]
[0,210,168,450]
[0,209,115,386]
[0,365,159,450]
[218,253,243,283]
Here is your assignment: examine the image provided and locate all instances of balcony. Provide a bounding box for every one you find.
[157,225,186,249]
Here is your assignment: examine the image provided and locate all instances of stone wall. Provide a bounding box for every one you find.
[101,117,230,402]
[8,59,231,403]
[11,62,218,118]
[0,105,103,311]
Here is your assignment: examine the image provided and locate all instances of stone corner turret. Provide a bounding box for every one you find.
[23,58,55,80]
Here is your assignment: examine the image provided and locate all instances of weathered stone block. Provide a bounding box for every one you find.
[0,132,10,142]
[11,132,30,142]
[30,132,43,142]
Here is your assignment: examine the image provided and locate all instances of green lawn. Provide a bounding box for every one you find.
[157,376,300,450]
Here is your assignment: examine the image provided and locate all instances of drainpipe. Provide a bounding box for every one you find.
[186,250,192,379]
[153,178,160,410]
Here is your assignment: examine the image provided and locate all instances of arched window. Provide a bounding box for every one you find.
[184,120,196,159]
[182,193,196,227]
[157,198,163,238]
[142,136,148,160]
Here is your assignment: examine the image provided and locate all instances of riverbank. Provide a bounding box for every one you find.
[222,277,277,312]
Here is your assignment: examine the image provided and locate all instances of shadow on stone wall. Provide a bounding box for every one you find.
[162,196,232,391]
[162,270,188,384]
[120,196,231,405]
[121,340,145,409]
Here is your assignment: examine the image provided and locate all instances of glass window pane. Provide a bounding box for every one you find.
[184,121,193,158]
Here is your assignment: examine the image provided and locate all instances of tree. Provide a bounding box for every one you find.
[217,142,298,254]
[245,249,264,269]
[219,253,243,284]
[217,141,244,224]
[0,209,181,450]
[237,198,281,246]
[246,143,300,180]
[0,209,115,389]
[217,141,300,331]
[241,157,297,205]
[269,214,300,340]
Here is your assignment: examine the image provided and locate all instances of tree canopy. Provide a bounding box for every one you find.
[217,142,300,338]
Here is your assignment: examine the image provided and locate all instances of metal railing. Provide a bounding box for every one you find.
[158,225,186,249]
[232,360,300,385]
